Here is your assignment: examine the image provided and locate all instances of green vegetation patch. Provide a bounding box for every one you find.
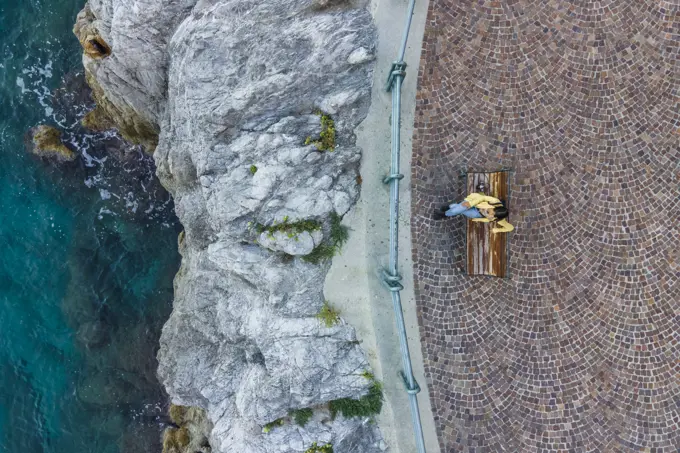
[302,244,337,264]
[289,408,314,427]
[316,301,340,327]
[329,381,383,419]
[250,165,258,175]
[329,212,349,248]
[305,442,333,453]
[305,113,336,151]
[302,212,348,264]
[360,370,375,380]
[255,216,322,239]
[262,418,285,433]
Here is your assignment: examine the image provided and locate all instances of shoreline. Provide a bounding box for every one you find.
[67,0,427,451]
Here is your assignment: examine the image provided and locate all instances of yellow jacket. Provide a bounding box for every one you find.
[464,193,514,234]
[464,193,501,209]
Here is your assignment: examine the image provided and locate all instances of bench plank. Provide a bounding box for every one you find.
[466,172,509,277]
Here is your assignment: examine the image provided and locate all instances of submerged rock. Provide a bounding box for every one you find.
[40,71,179,224]
[74,0,383,452]
[76,370,144,406]
[76,320,110,349]
[119,421,167,453]
[26,125,77,162]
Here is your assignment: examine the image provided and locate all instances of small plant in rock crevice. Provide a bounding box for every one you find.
[302,243,337,264]
[249,165,258,175]
[289,408,314,427]
[262,418,284,433]
[328,380,383,419]
[302,212,348,264]
[253,216,321,240]
[329,212,349,248]
[304,442,333,453]
[360,370,375,381]
[304,112,336,151]
[316,301,340,327]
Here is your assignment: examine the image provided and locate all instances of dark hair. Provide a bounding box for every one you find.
[491,200,509,220]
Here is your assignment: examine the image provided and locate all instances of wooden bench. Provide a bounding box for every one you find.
[466,171,509,278]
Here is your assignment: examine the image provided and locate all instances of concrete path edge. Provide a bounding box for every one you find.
[324,1,440,452]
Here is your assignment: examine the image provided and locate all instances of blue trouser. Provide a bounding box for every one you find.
[445,203,483,218]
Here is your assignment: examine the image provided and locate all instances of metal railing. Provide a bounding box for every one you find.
[382,1,426,453]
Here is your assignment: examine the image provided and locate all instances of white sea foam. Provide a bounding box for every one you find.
[97,207,116,219]
[124,192,139,213]
[16,60,55,118]
[80,146,107,167]
[15,76,27,93]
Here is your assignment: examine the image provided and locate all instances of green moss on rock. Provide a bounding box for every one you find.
[316,301,340,328]
[305,112,336,151]
[305,442,333,453]
[262,417,285,433]
[255,217,321,238]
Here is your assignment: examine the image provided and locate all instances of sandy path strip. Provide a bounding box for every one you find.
[324,1,440,452]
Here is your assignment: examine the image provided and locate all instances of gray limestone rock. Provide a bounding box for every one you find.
[258,229,324,256]
[73,0,199,150]
[75,1,383,452]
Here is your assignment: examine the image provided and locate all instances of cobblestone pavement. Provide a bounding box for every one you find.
[411,1,680,452]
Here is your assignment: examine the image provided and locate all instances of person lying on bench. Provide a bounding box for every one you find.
[435,192,514,233]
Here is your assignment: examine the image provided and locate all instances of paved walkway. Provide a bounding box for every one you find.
[326,1,440,453]
[412,1,680,452]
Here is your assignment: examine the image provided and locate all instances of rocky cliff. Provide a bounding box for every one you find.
[74,1,383,452]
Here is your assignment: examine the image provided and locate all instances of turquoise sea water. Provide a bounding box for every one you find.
[0,1,181,452]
